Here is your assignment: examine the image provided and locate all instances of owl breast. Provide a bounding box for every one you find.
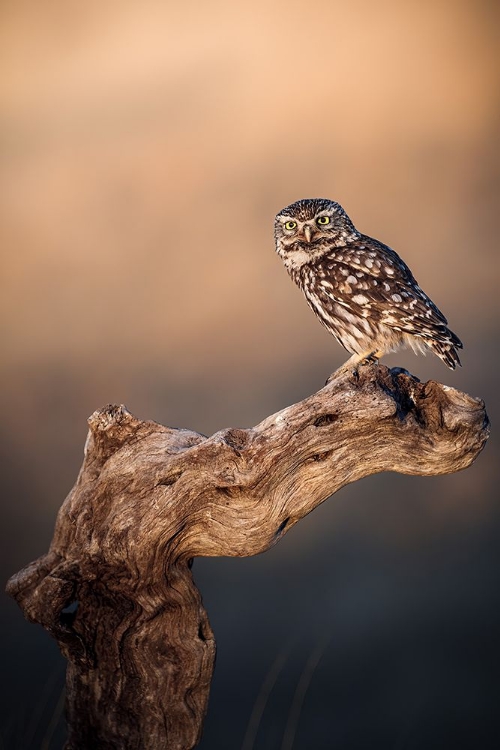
[295,264,400,356]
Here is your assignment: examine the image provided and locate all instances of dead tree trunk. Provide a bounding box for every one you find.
[6,365,489,749]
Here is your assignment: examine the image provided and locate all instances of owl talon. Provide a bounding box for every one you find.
[327,358,365,383]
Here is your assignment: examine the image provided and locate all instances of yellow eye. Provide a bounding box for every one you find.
[284,220,297,230]
[317,216,330,225]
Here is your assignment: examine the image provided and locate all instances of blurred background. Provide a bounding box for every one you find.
[1,0,499,747]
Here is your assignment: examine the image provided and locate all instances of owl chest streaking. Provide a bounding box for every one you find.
[274,198,462,370]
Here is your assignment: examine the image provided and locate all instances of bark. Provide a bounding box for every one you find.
[6,364,489,749]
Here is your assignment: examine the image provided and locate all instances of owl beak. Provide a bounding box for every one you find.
[303,225,313,243]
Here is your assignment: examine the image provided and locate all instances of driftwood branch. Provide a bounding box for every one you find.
[6,365,489,749]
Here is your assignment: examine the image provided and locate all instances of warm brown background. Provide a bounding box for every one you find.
[1,1,499,748]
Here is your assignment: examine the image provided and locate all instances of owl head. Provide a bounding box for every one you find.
[274,198,358,267]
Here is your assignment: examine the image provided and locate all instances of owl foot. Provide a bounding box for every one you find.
[326,351,384,383]
[363,351,382,365]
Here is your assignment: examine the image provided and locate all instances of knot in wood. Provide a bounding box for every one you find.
[222,428,249,453]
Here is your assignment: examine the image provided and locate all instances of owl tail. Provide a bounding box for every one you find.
[428,329,463,370]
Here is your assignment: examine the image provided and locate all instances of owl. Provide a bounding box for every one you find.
[274,198,462,370]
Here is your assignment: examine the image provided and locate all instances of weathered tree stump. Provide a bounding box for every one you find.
[6,365,489,749]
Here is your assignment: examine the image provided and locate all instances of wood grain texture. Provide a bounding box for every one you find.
[6,364,489,749]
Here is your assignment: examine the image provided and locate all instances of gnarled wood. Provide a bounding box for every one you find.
[6,364,489,749]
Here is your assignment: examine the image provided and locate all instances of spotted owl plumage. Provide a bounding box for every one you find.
[274,198,462,370]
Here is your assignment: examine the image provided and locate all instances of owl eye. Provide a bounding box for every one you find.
[317,216,330,226]
[284,220,297,230]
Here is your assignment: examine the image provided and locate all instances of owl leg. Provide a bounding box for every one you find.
[364,349,384,364]
[346,349,384,367]
[332,349,384,378]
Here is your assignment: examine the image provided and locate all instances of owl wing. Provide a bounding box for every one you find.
[316,237,458,344]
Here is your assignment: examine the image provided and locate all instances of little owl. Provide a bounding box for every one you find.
[274,198,462,370]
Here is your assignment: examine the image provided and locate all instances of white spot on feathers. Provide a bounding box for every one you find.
[352,294,369,305]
